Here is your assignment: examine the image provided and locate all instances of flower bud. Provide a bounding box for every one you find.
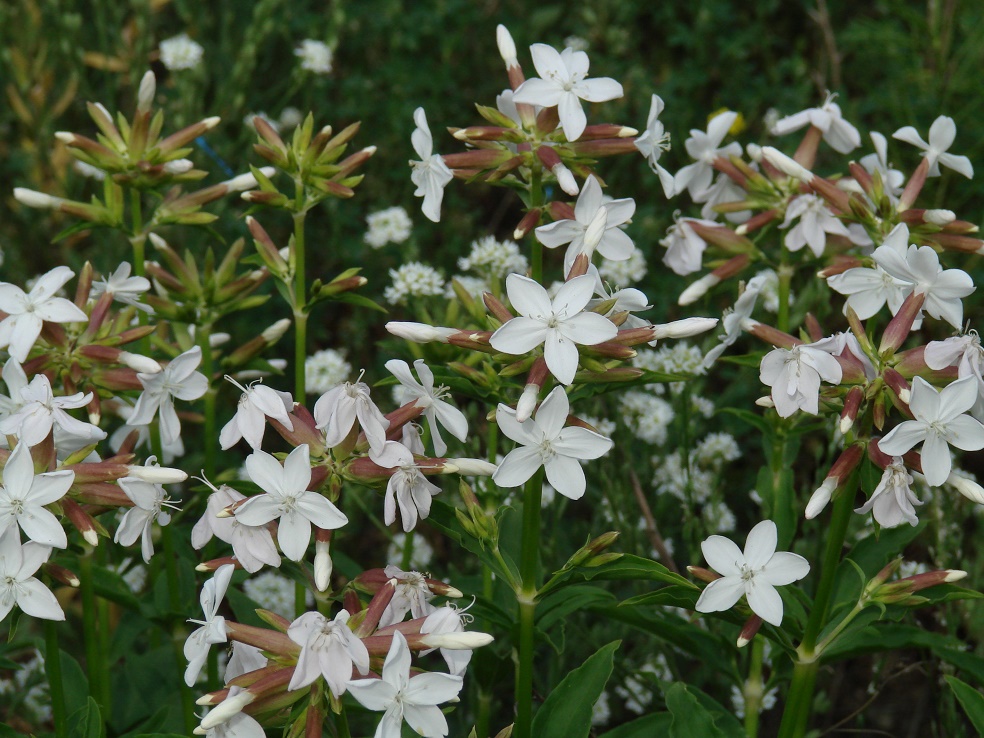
[651,317,718,341]
[385,321,456,344]
[840,386,863,434]
[947,471,984,504]
[924,209,956,226]
[515,384,539,423]
[262,319,292,344]
[162,159,194,174]
[513,208,542,240]
[14,188,63,210]
[805,478,835,519]
[314,537,332,592]
[496,24,518,68]
[446,458,497,476]
[136,70,156,113]
[223,167,276,192]
[119,352,163,374]
[736,614,763,648]
[126,464,188,484]
[687,566,722,583]
[760,146,814,182]
[420,631,494,650]
[199,690,256,731]
[678,273,720,306]
[879,291,925,356]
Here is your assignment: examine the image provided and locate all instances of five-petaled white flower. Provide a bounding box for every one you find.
[770,94,861,154]
[0,440,73,548]
[385,360,467,457]
[287,609,369,694]
[634,94,674,197]
[219,376,294,451]
[827,223,911,320]
[490,274,617,386]
[0,373,105,447]
[892,115,974,179]
[512,43,623,142]
[184,563,234,686]
[925,332,984,417]
[115,463,180,563]
[0,267,88,362]
[90,262,153,313]
[234,444,348,561]
[379,566,440,628]
[780,194,858,258]
[859,132,904,198]
[660,216,717,277]
[347,630,464,738]
[314,379,390,458]
[695,519,810,627]
[703,274,768,368]
[129,346,208,446]
[855,457,922,528]
[759,342,843,418]
[379,441,442,533]
[0,527,64,622]
[534,175,636,274]
[492,386,613,500]
[191,479,281,573]
[878,376,984,487]
[409,108,453,223]
[421,604,474,676]
[673,111,742,198]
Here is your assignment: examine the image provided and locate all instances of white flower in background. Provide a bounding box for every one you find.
[490,274,617,386]
[703,274,768,367]
[619,391,674,445]
[0,528,64,622]
[444,275,490,300]
[925,333,984,415]
[535,175,636,273]
[387,532,434,570]
[892,115,974,178]
[759,342,843,417]
[314,379,389,457]
[770,93,861,153]
[654,451,714,502]
[859,132,904,197]
[305,348,352,395]
[108,400,184,463]
[563,35,589,52]
[635,342,706,392]
[0,374,105,446]
[599,250,647,285]
[384,262,444,305]
[235,445,348,561]
[703,499,737,533]
[695,433,741,468]
[379,566,438,627]
[674,111,742,198]
[191,481,281,573]
[409,108,453,222]
[242,570,305,617]
[295,39,333,74]
[201,689,265,738]
[695,519,810,626]
[288,610,369,694]
[244,112,279,133]
[458,236,528,280]
[493,386,613,499]
[878,376,984,487]
[385,359,467,456]
[365,206,413,248]
[0,267,88,362]
[114,463,180,563]
[694,172,750,224]
[0,440,73,548]
[855,457,921,527]
[219,376,294,450]
[827,224,911,319]
[159,33,204,71]
[512,43,623,142]
[278,107,304,129]
[731,684,779,720]
[780,194,858,257]
[634,94,674,197]
[183,564,233,686]
[0,650,52,724]
[660,216,717,276]
[347,631,463,738]
[591,691,611,726]
[90,262,153,313]
[128,346,208,446]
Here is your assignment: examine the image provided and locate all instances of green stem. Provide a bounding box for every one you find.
[95,546,112,712]
[292,209,308,401]
[337,704,352,738]
[79,553,105,712]
[197,323,218,479]
[44,619,67,731]
[400,529,415,571]
[776,261,792,335]
[515,469,543,738]
[529,167,544,284]
[744,637,764,737]
[476,690,493,738]
[129,188,146,279]
[777,485,855,738]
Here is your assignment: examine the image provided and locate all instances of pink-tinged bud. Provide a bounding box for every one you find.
[575,367,644,384]
[734,209,779,236]
[536,106,560,136]
[581,340,636,360]
[483,292,514,323]
[761,146,815,182]
[86,102,125,149]
[62,498,99,546]
[580,124,638,140]
[790,125,823,169]
[651,317,718,341]
[496,24,518,69]
[840,386,863,434]
[931,233,984,253]
[515,384,539,423]
[807,444,864,519]
[808,175,851,213]
[453,126,525,143]
[45,563,80,588]
[513,208,542,240]
[75,482,134,507]
[241,191,289,207]
[806,477,836,520]
[947,471,984,504]
[198,690,256,731]
[893,346,930,377]
[879,291,925,356]
[547,201,577,221]
[898,157,930,212]
[385,321,456,343]
[314,536,332,592]
[196,556,240,573]
[226,622,298,656]
[355,579,398,638]
[14,188,63,210]
[687,566,722,584]
[687,222,756,255]
[902,569,968,590]
[711,155,749,187]
[158,116,220,155]
[442,149,513,170]
[566,252,590,280]
[848,161,874,194]
[818,255,865,279]
[737,614,763,648]
[803,313,823,343]
[868,438,895,468]
[744,320,802,349]
[882,368,912,405]
[568,138,640,157]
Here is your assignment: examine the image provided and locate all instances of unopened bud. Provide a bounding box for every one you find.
[553,163,579,196]
[137,70,156,113]
[496,25,518,68]
[651,317,718,340]
[515,384,539,423]
[14,188,63,210]
[119,352,162,374]
[761,146,814,182]
[755,396,775,408]
[262,319,291,343]
[582,208,608,259]
[678,273,720,306]
[805,478,836,519]
[162,159,194,174]
[736,614,763,648]
[198,690,255,731]
[924,209,956,226]
[314,538,332,592]
[223,167,276,192]
[947,471,984,504]
[513,208,542,240]
[420,631,494,650]
[687,566,722,584]
[126,464,188,484]
[840,386,863,434]
[446,458,497,476]
[385,321,456,343]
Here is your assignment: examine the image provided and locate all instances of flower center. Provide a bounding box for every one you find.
[739,563,756,583]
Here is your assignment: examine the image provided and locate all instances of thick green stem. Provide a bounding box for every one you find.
[79,553,106,713]
[400,529,415,571]
[292,209,308,400]
[336,704,352,738]
[776,262,793,335]
[529,167,544,284]
[744,637,764,737]
[44,619,67,731]
[515,469,543,738]
[777,486,855,737]
[197,324,218,479]
[476,690,493,738]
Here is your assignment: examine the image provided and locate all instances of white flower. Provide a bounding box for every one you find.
[287,609,369,694]
[313,380,390,458]
[702,275,768,367]
[458,236,528,280]
[759,343,843,418]
[365,207,413,248]
[201,690,265,738]
[925,333,984,416]
[347,631,463,738]
[780,194,857,257]
[159,33,204,71]
[694,172,751,224]
[420,604,474,676]
[878,376,984,487]
[620,392,674,446]
[385,360,467,457]
[128,346,208,446]
[599,250,647,286]
[114,466,180,563]
[0,374,105,446]
[660,217,717,276]
[695,520,810,626]
[0,267,88,362]
[512,44,623,142]
[535,175,636,273]
[674,112,743,198]
[770,94,861,154]
[305,348,352,395]
[859,132,904,197]
[219,376,294,451]
[381,443,442,533]
[490,274,617,386]
[378,566,446,628]
[855,457,921,527]
[0,441,73,548]
[234,445,348,561]
[90,262,153,313]
[827,224,911,320]
[184,564,233,686]
[892,116,973,178]
[241,570,297,617]
[295,39,333,74]
[493,386,612,500]
[0,528,64,622]
[634,94,674,197]
[191,481,280,573]
[409,108,453,222]
[384,262,445,305]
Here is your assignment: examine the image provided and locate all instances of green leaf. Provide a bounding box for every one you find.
[325,291,388,313]
[530,641,620,738]
[665,683,745,738]
[598,712,674,737]
[620,585,700,610]
[945,676,984,732]
[67,696,104,738]
[539,554,695,597]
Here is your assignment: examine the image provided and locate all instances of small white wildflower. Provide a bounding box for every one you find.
[703,499,736,533]
[295,39,333,74]
[243,570,311,618]
[694,432,741,468]
[444,275,491,300]
[599,250,647,286]
[278,107,304,129]
[619,391,674,445]
[563,35,590,52]
[364,206,413,248]
[691,396,715,418]
[384,262,444,305]
[386,532,435,570]
[458,236,529,280]
[305,348,351,395]
[654,451,714,503]
[591,691,610,726]
[159,34,204,71]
